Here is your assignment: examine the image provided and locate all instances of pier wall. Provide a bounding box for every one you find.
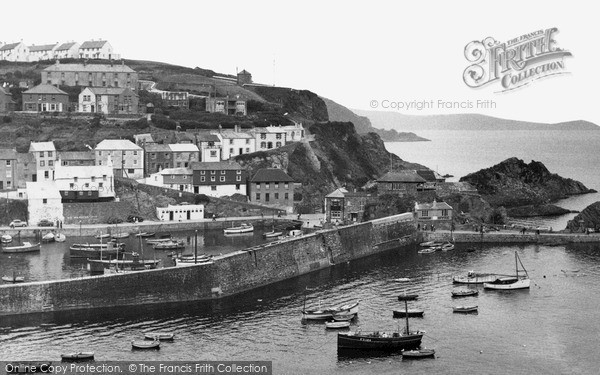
[422,231,600,244]
[0,213,416,316]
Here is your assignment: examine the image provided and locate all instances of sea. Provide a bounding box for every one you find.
[1,129,600,374]
[386,129,600,230]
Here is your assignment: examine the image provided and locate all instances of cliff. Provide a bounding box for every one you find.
[459,157,595,209]
[322,97,429,141]
[566,202,600,232]
[235,122,426,211]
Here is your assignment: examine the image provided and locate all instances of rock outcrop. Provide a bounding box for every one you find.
[460,158,594,210]
[566,202,600,232]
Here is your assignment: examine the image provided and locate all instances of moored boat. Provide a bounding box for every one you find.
[174,258,214,267]
[397,294,418,301]
[1,234,13,244]
[441,242,455,251]
[452,271,503,284]
[136,232,156,238]
[70,243,124,258]
[95,233,111,239]
[332,313,356,321]
[451,290,479,298]
[146,236,173,244]
[2,241,40,253]
[402,348,436,358]
[61,352,95,361]
[223,223,254,234]
[2,273,25,283]
[111,232,130,239]
[417,247,436,254]
[325,321,351,329]
[337,330,424,351]
[453,305,478,313]
[144,332,175,341]
[419,241,442,247]
[41,232,55,243]
[483,251,531,290]
[263,230,284,239]
[132,339,160,349]
[153,240,185,250]
[55,233,66,242]
[393,309,424,318]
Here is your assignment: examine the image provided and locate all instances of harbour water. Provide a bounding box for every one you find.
[0,228,274,282]
[386,129,600,229]
[1,243,599,374]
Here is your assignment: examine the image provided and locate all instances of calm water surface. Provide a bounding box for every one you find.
[1,244,599,374]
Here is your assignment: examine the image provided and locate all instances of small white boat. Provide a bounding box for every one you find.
[332,313,356,321]
[325,321,351,329]
[174,258,214,267]
[418,247,436,254]
[144,332,175,341]
[41,232,55,243]
[441,242,455,251]
[61,352,95,361]
[2,242,41,253]
[111,232,130,239]
[453,305,478,313]
[153,240,185,250]
[132,339,160,349]
[483,251,531,290]
[2,273,25,283]
[289,229,303,237]
[95,233,111,239]
[55,233,66,242]
[223,224,254,234]
[394,277,411,282]
[263,230,284,239]
[402,348,436,358]
[1,234,12,244]
[419,241,442,247]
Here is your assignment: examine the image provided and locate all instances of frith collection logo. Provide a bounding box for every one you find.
[463,28,572,92]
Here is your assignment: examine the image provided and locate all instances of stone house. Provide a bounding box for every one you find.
[42,61,137,92]
[248,168,295,213]
[78,87,138,114]
[414,200,454,228]
[95,139,144,179]
[206,96,247,115]
[58,151,96,167]
[0,148,18,190]
[377,170,427,196]
[53,162,115,202]
[324,188,373,224]
[29,141,57,182]
[191,161,247,197]
[22,84,69,112]
[192,131,221,162]
[214,128,255,160]
[146,167,194,193]
[253,127,287,151]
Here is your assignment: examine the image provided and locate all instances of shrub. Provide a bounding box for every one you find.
[2,116,11,123]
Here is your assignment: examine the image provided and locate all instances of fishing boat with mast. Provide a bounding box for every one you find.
[483,251,530,290]
[337,295,424,351]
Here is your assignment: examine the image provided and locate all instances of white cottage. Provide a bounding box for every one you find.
[156,204,204,221]
[26,181,63,225]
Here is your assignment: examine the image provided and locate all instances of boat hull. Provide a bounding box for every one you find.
[223,225,254,234]
[451,290,479,298]
[393,310,424,318]
[337,332,423,350]
[483,279,530,290]
[453,306,478,313]
[452,274,500,284]
[402,349,436,358]
[325,322,351,329]
[2,242,41,253]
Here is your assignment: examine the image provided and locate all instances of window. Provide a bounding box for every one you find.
[133,151,138,155]
[211,176,215,182]
[103,175,107,180]
[285,183,289,189]
[275,193,279,199]
[42,198,47,204]
[276,142,282,148]
[246,148,250,153]
[5,160,10,166]
[422,210,429,217]
[201,176,205,182]
[265,193,270,202]
[74,177,78,182]
[229,148,234,154]
[236,176,241,182]
[84,183,89,188]
[200,171,205,175]
[260,142,266,148]
[91,177,95,182]
[211,170,216,175]
[6,170,11,178]
[285,193,289,200]
[40,161,45,167]
[246,139,250,144]
[256,183,260,189]
[128,169,134,173]
[48,160,53,167]
[256,193,260,201]
[221,170,226,174]
[236,184,240,190]
[210,151,217,157]
[99,183,103,188]
[260,133,266,139]
[275,182,279,189]
[236,170,241,174]
[211,186,217,191]
[133,160,137,165]
[266,183,270,189]
[48,151,53,157]
[69,183,74,189]
[220,176,225,182]
[229,139,234,145]
[276,133,282,139]
[39,152,44,157]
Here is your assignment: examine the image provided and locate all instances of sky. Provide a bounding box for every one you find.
[4,0,599,125]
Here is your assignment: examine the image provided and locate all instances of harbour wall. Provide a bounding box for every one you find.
[0,213,416,316]
[422,231,600,244]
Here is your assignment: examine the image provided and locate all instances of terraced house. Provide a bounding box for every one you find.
[95,139,144,179]
[22,84,69,112]
[42,61,138,92]
[248,168,295,212]
[78,87,138,114]
[191,161,247,197]
[28,43,58,61]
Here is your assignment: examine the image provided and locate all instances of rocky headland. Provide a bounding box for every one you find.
[459,157,595,217]
[566,202,600,232]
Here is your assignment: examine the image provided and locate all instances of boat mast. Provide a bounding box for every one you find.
[405,299,409,334]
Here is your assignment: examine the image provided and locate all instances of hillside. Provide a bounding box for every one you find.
[353,110,600,132]
[322,97,429,141]
[235,122,426,211]
[566,202,600,232]
[460,157,595,210]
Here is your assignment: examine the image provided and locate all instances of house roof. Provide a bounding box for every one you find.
[95,139,141,150]
[192,131,221,142]
[0,148,17,160]
[80,40,108,49]
[57,151,95,160]
[26,181,61,200]
[325,188,349,198]
[43,63,135,73]
[23,84,68,95]
[29,141,56,152]
[159,168,192,175]
[134,133,154,144]
[377,171,427,183]
[415,201,453,210]
[191,161,243,171]
[86,87,133,96]
[55,42,78,51]
[216,130,254,139]
[251,168,294,183]
[54,164,113,179]
[169,144,199,152]
[0,43,20,51]
[253,127,286,134]
[416,170,445,182]
[144,144,171,152]
[28,44,57,52]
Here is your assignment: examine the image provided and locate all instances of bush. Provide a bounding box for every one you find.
[106,217,123,224]
[123,118,149,130]
[2,116,11,123]
[151,114,177,130]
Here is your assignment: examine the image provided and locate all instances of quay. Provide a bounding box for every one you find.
[0,213,416,316]
[422,229,600,244]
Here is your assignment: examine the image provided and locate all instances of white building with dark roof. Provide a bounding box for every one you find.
[78,87,138,114]
[95,139,144,179]
[28,43,58,61]
[414,200,453,224]
[0,42,29,61]
[253,127,287,151]
[78,40,118,59]
[54,162,115,202]
[54,42,80,59]
[145,167,194,192]
[214,128,255,160]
